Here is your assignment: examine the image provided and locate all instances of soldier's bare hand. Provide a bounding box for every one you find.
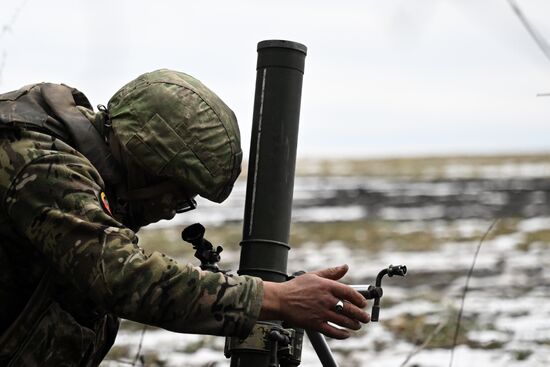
[259,264,370,339]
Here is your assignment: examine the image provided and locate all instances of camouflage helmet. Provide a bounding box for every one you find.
[107,69,242,203]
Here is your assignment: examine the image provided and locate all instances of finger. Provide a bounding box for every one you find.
[333,300,371,324]
[314,264,349,281]
[328,311,362,331]
[318,322,351,340]
[332,283,368,308]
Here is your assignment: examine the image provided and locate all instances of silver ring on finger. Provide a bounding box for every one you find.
[334,299,344,313]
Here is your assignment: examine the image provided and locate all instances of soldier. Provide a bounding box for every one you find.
[0,69,369,366]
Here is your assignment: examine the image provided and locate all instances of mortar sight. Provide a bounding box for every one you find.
[181,223,206,245]
[181,223,224,272]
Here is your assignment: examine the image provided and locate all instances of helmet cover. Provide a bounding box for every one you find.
[108,69,242,203]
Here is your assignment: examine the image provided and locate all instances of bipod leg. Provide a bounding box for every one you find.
[305,330,339,367]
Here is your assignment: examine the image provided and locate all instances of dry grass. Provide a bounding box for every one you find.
[289,220,440,251]
[138,220,441,256]
[137,223,243,258]
[382,309,504,350]
[517,229,550,251]
[291,154,550,178]
[137,217,540,256]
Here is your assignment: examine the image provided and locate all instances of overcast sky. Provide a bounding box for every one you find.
[1,0,549,158]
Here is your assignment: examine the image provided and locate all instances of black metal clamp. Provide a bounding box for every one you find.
[224,322,303,367]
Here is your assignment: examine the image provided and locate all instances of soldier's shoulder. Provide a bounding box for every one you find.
[1,129,79,167]
[0,130,98,195]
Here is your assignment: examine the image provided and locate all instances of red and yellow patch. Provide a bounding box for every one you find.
[99,191,113,216]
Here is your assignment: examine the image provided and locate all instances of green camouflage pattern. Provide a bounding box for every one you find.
[0,84,263,366]
[108,69,243,203]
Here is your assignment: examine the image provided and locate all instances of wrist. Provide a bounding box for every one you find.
[259,281,283,321]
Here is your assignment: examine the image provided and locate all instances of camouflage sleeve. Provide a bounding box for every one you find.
[4,151,263,337]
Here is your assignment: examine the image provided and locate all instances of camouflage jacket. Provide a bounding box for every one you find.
[0,83,263,366]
